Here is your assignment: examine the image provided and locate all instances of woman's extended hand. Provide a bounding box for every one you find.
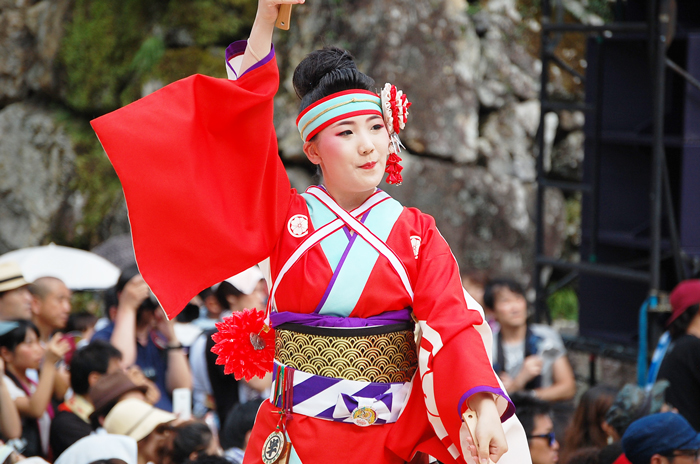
[463,393,508,463]
[256,0,305,26]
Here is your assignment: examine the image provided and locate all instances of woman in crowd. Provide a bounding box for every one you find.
[0,319,69,458]
[165,421,220,464]
[103,398,176,464]
[561,385,618,463]
[0,323,21,443]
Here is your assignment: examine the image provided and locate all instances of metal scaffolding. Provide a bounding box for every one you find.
[533,0,698,383]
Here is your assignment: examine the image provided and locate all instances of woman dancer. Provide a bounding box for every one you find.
[91,1,517,462]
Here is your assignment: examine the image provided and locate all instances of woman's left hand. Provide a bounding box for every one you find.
[462,393,508,463]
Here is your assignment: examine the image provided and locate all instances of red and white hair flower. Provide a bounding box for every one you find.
[380,83,411,185]
[381,83,411,136]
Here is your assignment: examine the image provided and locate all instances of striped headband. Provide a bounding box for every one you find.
[296,89,382,142]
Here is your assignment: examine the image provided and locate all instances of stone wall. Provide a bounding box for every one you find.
[0,0,601,289]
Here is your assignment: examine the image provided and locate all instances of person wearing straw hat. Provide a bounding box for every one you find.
[0,262,32,321]
[103,398,176,464]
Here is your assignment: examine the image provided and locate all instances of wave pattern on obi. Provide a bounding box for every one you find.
[275,328,418,383]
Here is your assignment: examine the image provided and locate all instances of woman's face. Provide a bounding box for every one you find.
[139,424,174,464]
[305,114,390,199]
[6,329,44,371]
[493,288,528,329]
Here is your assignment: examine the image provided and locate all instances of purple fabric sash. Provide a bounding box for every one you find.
[270,308,412,328]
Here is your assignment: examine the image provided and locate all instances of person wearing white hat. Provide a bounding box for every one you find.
[54,433,138,464]
[214,266,267,318]
[103,398,176,464]
[190,266,269,421]
[0,262,32,321]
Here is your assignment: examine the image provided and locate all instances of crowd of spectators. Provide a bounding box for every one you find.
[0,261,266,464]
[1,256,699,464]
[503,276,700,464]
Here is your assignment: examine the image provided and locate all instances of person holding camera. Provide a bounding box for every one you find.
[92,266,191,412]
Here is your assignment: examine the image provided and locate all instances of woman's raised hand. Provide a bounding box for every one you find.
[45,333,71,364]
[255,0,305,27]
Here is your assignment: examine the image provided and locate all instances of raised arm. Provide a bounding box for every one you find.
[14,335,69,419]
[91,4,294,319]
[110,275,150,367]
[0,359,21,439]
[239,0,305,75]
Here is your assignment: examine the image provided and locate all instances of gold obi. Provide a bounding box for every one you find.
[274,323,418,383]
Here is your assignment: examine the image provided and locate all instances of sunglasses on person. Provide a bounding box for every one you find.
[527,432,556,448]
[663,449,700,462]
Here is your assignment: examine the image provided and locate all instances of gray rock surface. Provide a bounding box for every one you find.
[0,0,590,289]
[0,103,75,253]
[384,152,566,286]
[0,0,70,104]
[552,130,585,181]
[481,100,540,181]
[276,0,483,163]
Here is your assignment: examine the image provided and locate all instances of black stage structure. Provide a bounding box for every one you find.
[533,0,700,385]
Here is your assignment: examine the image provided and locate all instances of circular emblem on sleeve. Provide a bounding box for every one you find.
[410,235,421,259]
[351,406,378,427]
[262,430,285,464]
[287,215,309,238]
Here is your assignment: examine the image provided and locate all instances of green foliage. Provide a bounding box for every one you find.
[517,0,541,20]
[162,0,257,46]
[53,0,259,248]
[71,291,104,316]
[155,47,227,82]
[130,36,167,76]
[59,0,256,113]
[53,110,123,250]
[467,1,483,16]
[547,286,579,321]
[586,0,613,22]
[59,0,152,112]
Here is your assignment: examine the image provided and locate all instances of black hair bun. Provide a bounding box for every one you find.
[293,46,375,113]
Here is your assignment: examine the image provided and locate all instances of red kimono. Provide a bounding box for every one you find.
[92,41,513,464]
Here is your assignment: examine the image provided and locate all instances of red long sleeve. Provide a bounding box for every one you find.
[91,53,290,318]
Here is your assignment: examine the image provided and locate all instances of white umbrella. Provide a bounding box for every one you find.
[0,243,120,290]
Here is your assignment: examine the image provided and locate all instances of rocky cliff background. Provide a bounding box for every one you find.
[0,0,610,313]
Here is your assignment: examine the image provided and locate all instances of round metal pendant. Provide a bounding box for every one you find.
[261,430,285,464]
[250,332,266,351]
[351,406,378,427]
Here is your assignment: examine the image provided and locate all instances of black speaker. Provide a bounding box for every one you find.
[577,31,700,345]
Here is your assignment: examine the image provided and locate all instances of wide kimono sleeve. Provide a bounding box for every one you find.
[412,213,514,462]
[91,41,291,318]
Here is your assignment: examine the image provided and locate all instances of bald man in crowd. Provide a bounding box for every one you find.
[31,276,72,343]
[0,262,33,320]
[29,276,72,400]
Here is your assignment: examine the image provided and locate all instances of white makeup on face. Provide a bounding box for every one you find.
[306,114,390,210]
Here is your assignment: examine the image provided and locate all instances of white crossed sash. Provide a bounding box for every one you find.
[265,186,414,323]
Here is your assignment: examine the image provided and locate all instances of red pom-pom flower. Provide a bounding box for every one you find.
[211,308,275,381]
[385,152,404,185]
